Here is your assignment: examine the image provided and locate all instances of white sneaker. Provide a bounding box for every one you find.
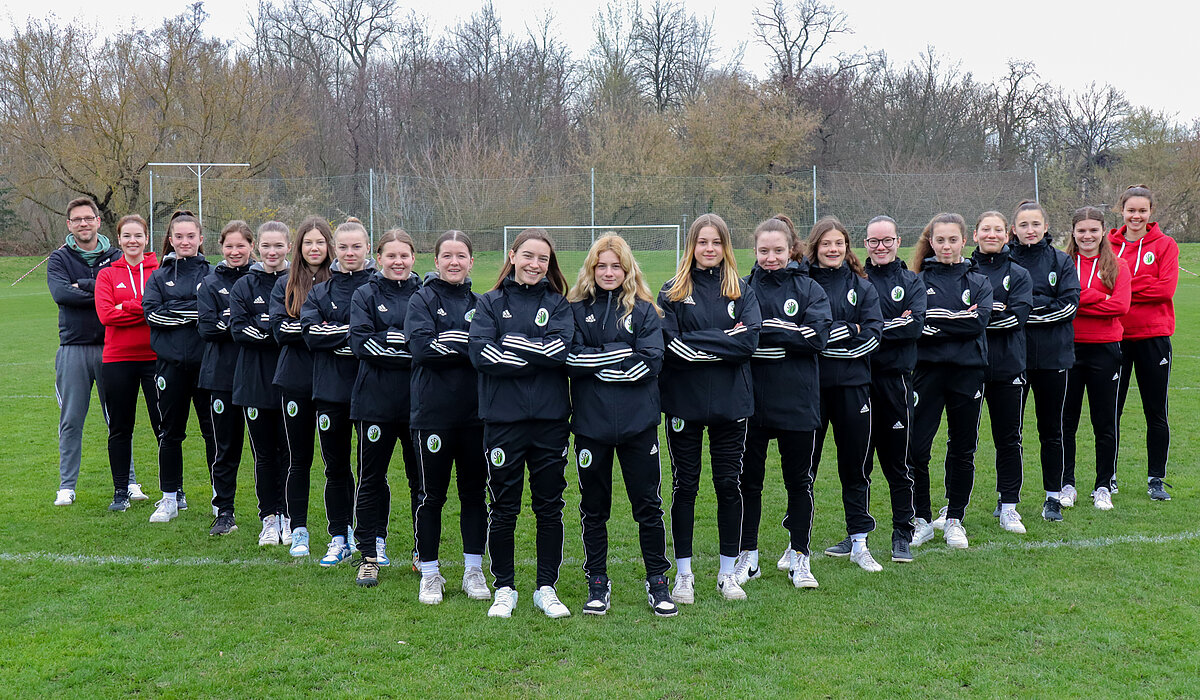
[930,505,948,531]
[1092,487,1114,511]
[149,498,179,523]
[911,518,935,547]
[54,489,76,506]
[127,483,149,501]
[419,573,447,605]
[279,516,293,545]
[732,551,761,585]
[788,551,819,589]
[533,586,571,618]
[850,546,883,572]
[776,548,794,571]
[999,509,1026,534]
[943,518,969,549]
[488,587,518,618]
[462,567,491,600]
[1060,484,1078,508]
[258,515,281,545]
[717,572,747,600]
[672,572,695,604]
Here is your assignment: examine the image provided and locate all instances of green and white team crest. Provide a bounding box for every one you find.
[465,308,476,322]
[156,376,166,391]
[212,398,225,414]
[912,391,920,406]
[367,425,381,442]
[247,408,259,421]
[847,288,858,305]
[578,449,593,469]
[286,401,299,417]
[727,301,736,319]
[318,414,331,431]
[890,286,904,302]
[534,307,549,326]
[783,298,799,316]
[426,434,442,453]
[670,417,685,432]
[961,289,972,305]
[1048,271,1058,286]
[1143,251,1155,265]
[1003,275,1011,291]
[623,314,634,333]
[489,448,506,467]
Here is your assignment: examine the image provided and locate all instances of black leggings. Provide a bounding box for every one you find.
[741,426,817,555]
[413,425,488,564]
[154,360,215,494]
[282,393,317,529]
[102,361,161,491]
[1065,342,1122,491]
[1117,336,1172,479]
[246,406,289,520]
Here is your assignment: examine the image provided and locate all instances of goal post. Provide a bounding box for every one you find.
[502,224,683,266]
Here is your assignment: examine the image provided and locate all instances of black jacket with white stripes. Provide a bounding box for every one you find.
[865,258,926,376]
[142,253,212,368]
[744,261,831,431]
[229,263,288,409]
[971,246,1033,381]
[468,274,572,423]
[808,262,883,388]
[300,260,375,404]
[566,291,664,444]
[405,277,481,430]
[197,261,251,393]
[349,271,420,423]
[269,273,312,397]
[1009,233,1080,370]
[658,266,761,423]
[916,258,993,368]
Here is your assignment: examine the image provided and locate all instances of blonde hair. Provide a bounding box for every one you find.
[665,213,741,302]
[568,234,660,318]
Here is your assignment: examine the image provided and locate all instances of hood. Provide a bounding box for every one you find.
[249,260,290,275]
[110,252,159,270]
[749,259,803,283]
[1109,221,1165,246]
[330,258,376,274]
[66,233,112,255]
[971,245,1012,265]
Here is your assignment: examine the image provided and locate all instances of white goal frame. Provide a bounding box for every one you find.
[503,225,683,265]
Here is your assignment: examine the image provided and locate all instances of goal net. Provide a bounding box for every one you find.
[502,225,682,264]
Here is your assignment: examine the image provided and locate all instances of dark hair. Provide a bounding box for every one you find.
[754,214,803,263]
[115,214,148,236]
[494,228,567,294]
[66,197,99,218]
[284,216,333,318]
[866,215,899,231]
[910,213,968,272]
[803,216,866,278]
[1118,184,1155,211]
[376,228,416,256]
[435,230,473,257]
[163,210,203,255]
[258,221,290,239]
[219,220,254,249]
[1066,206,1121,289]
[1011,200,1048,236]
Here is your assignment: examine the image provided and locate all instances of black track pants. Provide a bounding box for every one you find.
[246,407,289,520]
[208,390,245,514]
[814,385,876,537]
[1024,368,1068,493]
[1117,336,1172,479]
[315,401,355,538]
[741,426,818,555]
[282,393,317,530]
[102,361,161,491]
[911,364,984,522]
[1065,342,1122,491]
[353,420,417,559]
[155,360,215,494]
[484,420,570,590]
[984,376,1026,504]
[664,417,746,559]
[412,425,488,563]
[575,427,670,579]
[868,373,917,538]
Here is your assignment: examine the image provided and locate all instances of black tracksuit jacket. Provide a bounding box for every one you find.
[809,263,883,387]
[348,272,421,423]
[300,260,375,404]
[197,261,251,392]
[143,253,212,367]
[971,246,1034,381]
[230,263,289,409]
[865,259,926,375]
[1009,234,1080,370]
[916,259,993,366]
[405,277,482,430]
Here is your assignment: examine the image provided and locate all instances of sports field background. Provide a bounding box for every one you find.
[1,247,1197,697]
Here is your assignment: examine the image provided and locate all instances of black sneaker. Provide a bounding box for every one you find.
[823,537,852,557]
[355,557,380,587]
[646,575,678,617]
[1148,478,1172,501]
[1110,477,1119,494]
[891,531,913,563]
[209,512,237,536]
[992,498,1002,518]
[108,489,130,512]
[583,574,611,615]
[1041,497,1063,521]
[177,490,188,511]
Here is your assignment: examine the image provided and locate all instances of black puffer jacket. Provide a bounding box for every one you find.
[809,263,883,388]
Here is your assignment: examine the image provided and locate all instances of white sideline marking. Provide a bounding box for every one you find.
[2,395,53,399]
[4,530,1200,568]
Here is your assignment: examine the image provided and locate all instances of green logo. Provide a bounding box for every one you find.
[890,286,904,302]
[156,376,166,391]
[783,298,799,316]
[465,308,476,322]
[578,449,593,469]
[534,308,549,326]
[490,448,506,467]
[961,289,972,305]
[727,301,736,319]
[212,399,224,414]
[670,417,685,432]
[1143,251,1155,265]
[847,289,857,305]
[367,425,381,442]
[247,407,258,421]
[1003,275,1011,291]
[318,414,331,431]
[623,315,634,333]
[286,401,298,417]
[1048,271,1058,286]
[426,434,441,453]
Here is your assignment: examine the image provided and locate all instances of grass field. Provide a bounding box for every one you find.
[1,245,1197,698]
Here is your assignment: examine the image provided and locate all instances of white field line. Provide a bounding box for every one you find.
[4,529,1200,568]
[1,395,53,399]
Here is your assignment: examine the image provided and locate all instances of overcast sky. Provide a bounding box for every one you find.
[9,0,1199,121]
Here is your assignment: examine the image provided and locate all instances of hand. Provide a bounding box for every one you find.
[901,310,911,318]
[968,304,978,311]
[72,283,79,288]
[115,302,123,310]
[733,321,744,329]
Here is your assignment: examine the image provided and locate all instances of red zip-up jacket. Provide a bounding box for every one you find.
[95,253,160,362]
[1073,254,1131,344]
[1108,222,1178,339]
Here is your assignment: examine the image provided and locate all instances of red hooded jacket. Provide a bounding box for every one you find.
[1073,254,1131,343]
[1108,222,1177,340]
[95,253,160,362]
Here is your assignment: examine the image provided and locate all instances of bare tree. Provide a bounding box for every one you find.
[630,0,714,112]
[1049,83,1130,199]
[752,0,854,88]
[986,60,1049,169]
[585,1,640,111]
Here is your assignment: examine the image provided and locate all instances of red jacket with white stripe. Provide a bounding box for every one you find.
[1072,254,1131,344]
[94,253,160,362]
[1108,222,1177,339]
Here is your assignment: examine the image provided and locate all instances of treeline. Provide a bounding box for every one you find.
[0,0,1197,248]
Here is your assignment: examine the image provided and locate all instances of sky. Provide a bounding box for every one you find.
[8,0,1200,121]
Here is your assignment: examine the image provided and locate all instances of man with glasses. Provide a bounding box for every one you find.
[861,215,924,560]
[47,197,146,506]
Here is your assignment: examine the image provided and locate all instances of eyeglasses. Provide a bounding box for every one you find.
[865,237,897,248]
[68,216,99,225]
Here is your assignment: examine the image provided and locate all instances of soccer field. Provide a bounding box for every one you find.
[1,247,1197,697]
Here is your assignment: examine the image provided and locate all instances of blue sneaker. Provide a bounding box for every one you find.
[320,538,351,567]
[347,526,358,554]
[376,537,390,567]
[289,527,310,557]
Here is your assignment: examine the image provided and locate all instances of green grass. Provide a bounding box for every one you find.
[1,247,1198,697]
